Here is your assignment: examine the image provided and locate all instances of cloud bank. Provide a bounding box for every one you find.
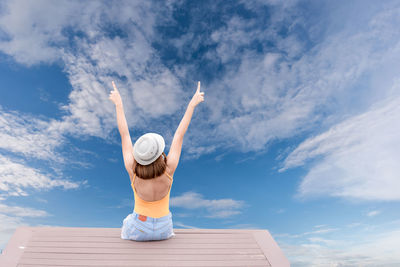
[282,91,400,201]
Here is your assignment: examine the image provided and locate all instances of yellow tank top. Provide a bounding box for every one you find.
[131,171,173,218]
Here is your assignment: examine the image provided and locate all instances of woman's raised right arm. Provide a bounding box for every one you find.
[167,81,204,172]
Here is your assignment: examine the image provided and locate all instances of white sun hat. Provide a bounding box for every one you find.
[133,133,165,165]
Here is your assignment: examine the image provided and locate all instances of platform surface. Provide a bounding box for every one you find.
[0,227,290,267]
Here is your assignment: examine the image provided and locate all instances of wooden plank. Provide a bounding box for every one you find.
[29,227,261,234]
[17,258,270,266]
[30,227,255,231]
[21,252,267,261]
[18,266,267,267]
[159,229,265,233]
[28,236,255,243]
[24,241,259,249]
[27,240,255,246]
[253,230,290,267]
[0,227,32,267]
[22,247,263,254]
[31,233,253,239]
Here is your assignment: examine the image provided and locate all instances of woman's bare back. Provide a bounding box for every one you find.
[130,165,174,202]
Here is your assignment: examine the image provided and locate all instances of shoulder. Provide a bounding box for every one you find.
[165,164,175,178]
[128,160,136,183]
[166,157,176,173]
[133,158,137,169]
[128,171,134,184]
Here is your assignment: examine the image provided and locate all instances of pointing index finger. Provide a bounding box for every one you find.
[112,81,118,91]
[197,81,200,92]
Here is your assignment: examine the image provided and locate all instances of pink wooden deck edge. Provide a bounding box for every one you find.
[253,230,290,267]
[0,227,289,266]
[0,226,33,267]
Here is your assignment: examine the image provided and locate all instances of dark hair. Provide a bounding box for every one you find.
[134,152,167,180]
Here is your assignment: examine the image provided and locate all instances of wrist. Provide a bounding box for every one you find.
[188,102,196,109]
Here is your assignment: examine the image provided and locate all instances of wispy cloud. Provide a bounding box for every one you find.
[228,223,262,230]
[0,107,65,161]
[170,191,247,218]
[281,93,400,201]
[0,107,96,170]
[278,222,400,267]
[0,155,84,198]
[275,225,340,239]
[105,198,133,209]
[0,203,49,217]
[367,210,381,217]
[173,221,200,229]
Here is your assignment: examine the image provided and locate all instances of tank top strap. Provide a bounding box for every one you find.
[131,173,136,189]
[165,171,173,181]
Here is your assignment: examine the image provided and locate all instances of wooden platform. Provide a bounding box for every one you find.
[0,227,290,267]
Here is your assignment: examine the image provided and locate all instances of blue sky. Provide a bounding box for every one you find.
[1,0,400,265]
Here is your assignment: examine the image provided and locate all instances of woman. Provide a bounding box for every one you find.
[109,80,204,241]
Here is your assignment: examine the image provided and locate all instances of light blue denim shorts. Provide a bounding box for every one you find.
[121,210,176,241]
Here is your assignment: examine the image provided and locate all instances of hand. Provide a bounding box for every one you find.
[109,81,123,106]
[189,81,205,108]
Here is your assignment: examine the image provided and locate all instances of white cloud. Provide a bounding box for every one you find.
[105,198,132,209]
[170,191,247,218]
[367,210,381,217]
[0,155,83,197]
[0,107,65,161]
[281,92,400,201]
[0,0,68,65]
[228,223,261,229]
[276,208,286,214]
[278,223,400,267]
[0,203,48,217]
[204,209,242,219]
[0,102,90,204]
[173,221,200,229]
[275,225,340,239]
[0,107,99,172]
[0,1,156,66]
